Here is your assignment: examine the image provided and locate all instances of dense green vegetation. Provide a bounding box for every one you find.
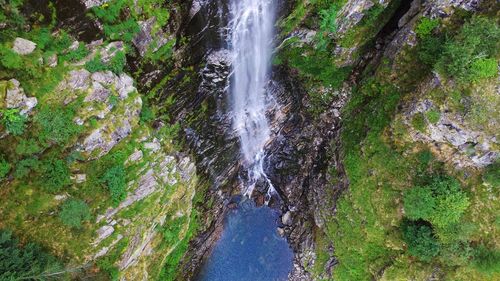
[0,230,64,280]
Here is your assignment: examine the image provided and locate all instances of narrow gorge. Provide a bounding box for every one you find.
[0,0,499,281]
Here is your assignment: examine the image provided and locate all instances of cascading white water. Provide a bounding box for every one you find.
[228,0,277,200]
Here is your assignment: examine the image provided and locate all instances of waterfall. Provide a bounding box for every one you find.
[228,0,277,202]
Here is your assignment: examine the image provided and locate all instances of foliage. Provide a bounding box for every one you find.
[472,245,500,275]
[38,158,71,193]
[0,44,23,69]
[411,113,426,132]
[101,164,127,206]
[402,221,440,262]
[0,229,63,280]
[15,138,42,156]
[35,105,82,147]
[316,3,341,49]
[415,17,439,38]
[436,16,500,83]
[469,58,498,81]
[59,199,91,228]
[59,42,89,63]
[403,187,435,221]
[14,157,39,179]
[85,52,126,74]
[0,158,10,179]
[426,109,441,124]
[1,109,27,136]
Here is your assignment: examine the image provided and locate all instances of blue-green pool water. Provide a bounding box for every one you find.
[197,198,293,281]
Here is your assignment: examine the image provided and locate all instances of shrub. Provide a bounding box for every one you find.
[59,199,91,228]
[429,177,469,227]
[436,16,500,82]
[84,54,108,73]
[15,139,42,156]
[402,221,440,262]
[411,113,426,132]
[35,105,82,146]
[469,58,498,81]
[0,44,22,69]
[0,158,10,179]
[472,245,500,275]
[14,157,40,179]
[1,109,27,136]
[439,241,472,266]
[403,186,435,221]
[415,17,439,38]
[0,230,63,280]
[426,109,441,124]
[101,165,127,206]
[59,42,89,63]
[108,50,126,74]
[38,158,71,193]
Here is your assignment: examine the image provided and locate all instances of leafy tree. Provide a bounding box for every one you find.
[1,108,27,136]
[38,158,71,193]
[59,199,91,228]
[402,221,440,262]
[101,165,127,206]
[403,186,435,221]
[0,230,63,280]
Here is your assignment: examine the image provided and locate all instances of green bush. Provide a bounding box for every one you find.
[402,221,440,262]
[411,113,426,132]
[102,165,127,206]
[472,245,500,275]
[439,241,472,266]
[59,199,91,228]
[0,44,22,69]
[469,58,498,81]
[15,139,42,156]
[436,16,500,82]
[35,105,82,146]
[59,42,89,63]
[38,158,71,193]
[108,50,126,74]
[1,109,27,136]
[0,158,10,179]
[403,186,435,221]
[0,230,63,280]
[415,17,439,38]
[84,54,108,73]
[14,157,39,179]
[426,109,441,124]
[429,177,469,227]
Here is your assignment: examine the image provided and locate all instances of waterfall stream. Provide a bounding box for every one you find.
[197,1,293,280]
[228,0,277,201]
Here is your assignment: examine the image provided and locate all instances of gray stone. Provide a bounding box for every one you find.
[81,0,110,9]
[12,38,36,55]
[94,225,115,245]
[116,74,136,99]
[66,69,91,90]
[5,79,37,115]
[133,17,170,57]
[46,54,58,67]
[282,211,292,226]
[85,81,111,103]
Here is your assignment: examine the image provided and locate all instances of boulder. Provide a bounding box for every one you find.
[12,38,36,55]
[5,79,37,115]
